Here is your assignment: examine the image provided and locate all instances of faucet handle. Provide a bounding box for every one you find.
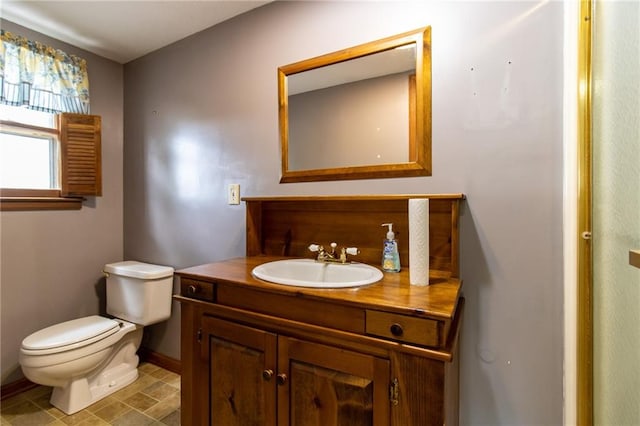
[346,247,359,256]
[308,244,320,252]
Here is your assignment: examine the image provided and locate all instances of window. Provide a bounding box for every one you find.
[0,105,102,211]
[1,106,58,190]
[1,30,99,211]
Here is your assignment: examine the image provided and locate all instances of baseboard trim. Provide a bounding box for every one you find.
[1,348,181,401]
[139,347,181,375]
[1,377,38,401]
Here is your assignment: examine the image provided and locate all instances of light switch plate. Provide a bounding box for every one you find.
[228,184,240,205]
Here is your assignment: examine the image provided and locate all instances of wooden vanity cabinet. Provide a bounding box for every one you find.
[176,266,462,426]
[200,315,390,425]
[177,195,464,426]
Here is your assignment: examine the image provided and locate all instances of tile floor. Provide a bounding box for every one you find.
[0,363,180,425]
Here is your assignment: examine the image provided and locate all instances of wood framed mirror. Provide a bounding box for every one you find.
[278,27,431,183]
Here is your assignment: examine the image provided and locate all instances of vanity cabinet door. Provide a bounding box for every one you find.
[201,316,277,426]
[278,336,391,426]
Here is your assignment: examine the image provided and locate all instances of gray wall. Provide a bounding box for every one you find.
[124,1,563,424]
[0,21,124,384]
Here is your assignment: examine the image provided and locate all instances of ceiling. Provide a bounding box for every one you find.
[0,1,272,64]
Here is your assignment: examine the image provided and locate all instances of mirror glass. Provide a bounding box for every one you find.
[278,27,431,183]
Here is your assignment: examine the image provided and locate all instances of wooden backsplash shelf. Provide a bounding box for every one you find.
[243,194,464,277]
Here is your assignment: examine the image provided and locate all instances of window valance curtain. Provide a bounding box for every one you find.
[0,30,90,114]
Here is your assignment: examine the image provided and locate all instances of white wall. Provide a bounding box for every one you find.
[124,1,565,424]
[592,1,640,424]
[0,20,124,384]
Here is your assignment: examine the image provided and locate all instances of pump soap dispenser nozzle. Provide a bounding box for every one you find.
[382,223,395,240]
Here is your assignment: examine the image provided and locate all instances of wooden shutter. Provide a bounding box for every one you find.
[58,113,102,197]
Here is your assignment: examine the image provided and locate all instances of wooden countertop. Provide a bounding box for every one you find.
[176,256,462,321]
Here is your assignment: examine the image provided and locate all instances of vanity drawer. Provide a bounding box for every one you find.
[365,310,441,347]
[180,278,215,302]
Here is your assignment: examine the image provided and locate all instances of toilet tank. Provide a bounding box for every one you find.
[104,261,174,325]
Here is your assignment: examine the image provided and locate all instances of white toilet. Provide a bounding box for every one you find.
[19,261,174,415]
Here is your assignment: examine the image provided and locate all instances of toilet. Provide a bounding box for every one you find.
[19,261,174,415]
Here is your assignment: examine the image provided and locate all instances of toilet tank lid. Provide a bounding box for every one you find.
[22,315,120,351]
[104,261,174,279]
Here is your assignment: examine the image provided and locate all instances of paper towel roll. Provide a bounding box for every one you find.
[409,198,430,286]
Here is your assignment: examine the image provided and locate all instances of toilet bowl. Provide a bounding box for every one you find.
[19,261,174,415]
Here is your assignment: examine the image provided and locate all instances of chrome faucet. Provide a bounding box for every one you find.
[308,242,360,264]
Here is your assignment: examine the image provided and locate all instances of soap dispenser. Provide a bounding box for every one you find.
[381,223,401,272]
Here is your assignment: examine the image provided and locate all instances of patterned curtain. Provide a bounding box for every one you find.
[0,30,90,114]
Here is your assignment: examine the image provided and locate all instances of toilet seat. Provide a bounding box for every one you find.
[22,316,120,356]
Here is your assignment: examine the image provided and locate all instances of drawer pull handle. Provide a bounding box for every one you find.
[390,323,404,337]
[188,285,198,294]
[262,369,274,381]
[276,373,288,386]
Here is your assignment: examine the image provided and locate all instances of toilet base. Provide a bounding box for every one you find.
[50,364,139,415]
[49,324,143,414]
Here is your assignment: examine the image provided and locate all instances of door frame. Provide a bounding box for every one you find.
[566,0,594,424]
[564,0,593,425]
[576,1,593,424]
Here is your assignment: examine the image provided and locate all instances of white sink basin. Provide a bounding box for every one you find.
[252,259,383,288]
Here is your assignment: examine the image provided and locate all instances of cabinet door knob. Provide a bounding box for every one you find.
[390,323,404,337]
[262,369,274,381]
[276,373,288,386]
[188,285,198,294]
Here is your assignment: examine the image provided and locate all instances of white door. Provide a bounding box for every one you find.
[592,1,640,424]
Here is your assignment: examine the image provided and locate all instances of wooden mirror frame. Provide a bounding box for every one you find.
[278,27,432,183]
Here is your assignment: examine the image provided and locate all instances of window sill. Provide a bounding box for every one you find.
[1,189,84,211]
[1,196,83,211]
